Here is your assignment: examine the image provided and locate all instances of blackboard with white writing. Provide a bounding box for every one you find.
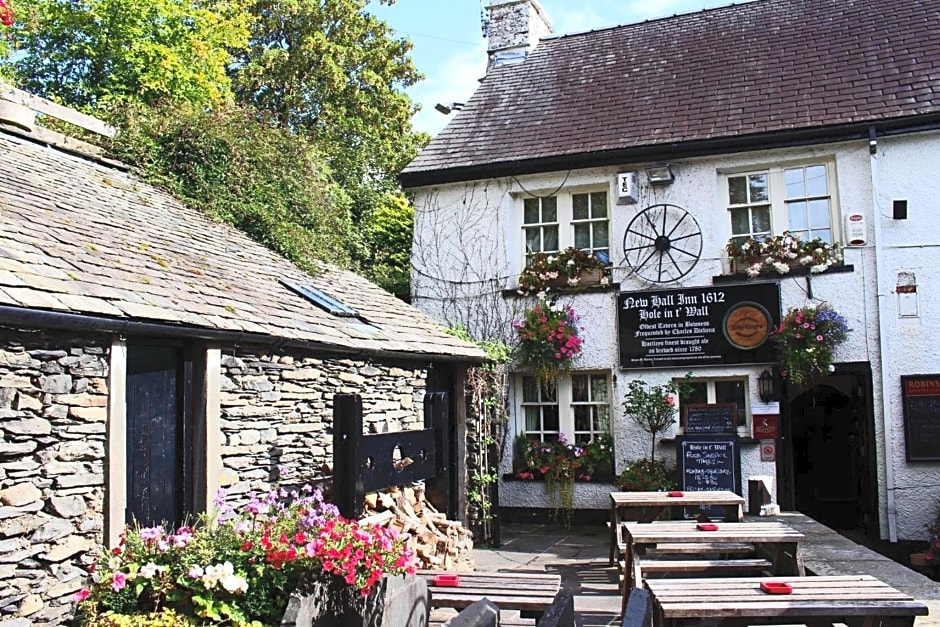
[902,375,940,461]
[684,403,738,434]
[676,436,741,518]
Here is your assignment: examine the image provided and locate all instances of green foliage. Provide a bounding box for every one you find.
[108,102,355,272]
[6,0,251,109]
[518,247,609,295]
[232,0,427,223]
[512,300,583,385]
[82,608,192,626]
[361,193,413,297]
[616,458,675,492]
[513,433,614,483]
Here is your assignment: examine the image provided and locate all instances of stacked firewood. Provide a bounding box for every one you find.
[359,483,474,572]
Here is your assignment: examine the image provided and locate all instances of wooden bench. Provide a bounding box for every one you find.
[646,542,754,556]
[618,555,772,594]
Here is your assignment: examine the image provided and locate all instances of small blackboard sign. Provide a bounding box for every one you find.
[901,375,940,461]
[683,403,738,434]
[676,435,741,518]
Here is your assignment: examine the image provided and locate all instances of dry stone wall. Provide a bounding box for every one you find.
[219,350,428,502]
[0,329,109,626]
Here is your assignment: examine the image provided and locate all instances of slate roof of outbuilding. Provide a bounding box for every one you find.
[0,130,484,362]
[401,0,940,187]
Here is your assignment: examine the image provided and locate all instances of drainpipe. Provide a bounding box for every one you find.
[868,128,898,542]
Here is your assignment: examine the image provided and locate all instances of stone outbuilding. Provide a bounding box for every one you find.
[0,92,484,624]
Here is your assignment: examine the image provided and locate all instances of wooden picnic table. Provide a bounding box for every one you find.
[621,521,805,595]
[609,490,745,565]
[418,569,562,619]
[645,575,929,627]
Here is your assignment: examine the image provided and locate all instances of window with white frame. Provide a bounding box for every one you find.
[678,377,748,432]
[519,373,611,443]
[522,190,610,265]
[727,163,836,248]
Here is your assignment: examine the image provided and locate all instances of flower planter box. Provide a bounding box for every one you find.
[281,574,429,627]
[545,268,604,288]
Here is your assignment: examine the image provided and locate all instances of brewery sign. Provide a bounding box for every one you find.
[618,282,780,369]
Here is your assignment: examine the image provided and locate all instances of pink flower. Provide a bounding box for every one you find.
[73,589,91,603]
[111,571,126,592]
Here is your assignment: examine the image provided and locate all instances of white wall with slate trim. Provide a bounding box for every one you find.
[0,328,429,624]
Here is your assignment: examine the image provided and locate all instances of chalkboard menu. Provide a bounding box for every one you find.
[901,375,940,461]
[618,283,781,369]
[684,403,738,434]
[676,436,741,517]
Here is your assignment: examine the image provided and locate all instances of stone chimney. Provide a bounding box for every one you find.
[486,0,554,71]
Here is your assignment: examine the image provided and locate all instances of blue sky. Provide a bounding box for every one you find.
[369,0,749,136]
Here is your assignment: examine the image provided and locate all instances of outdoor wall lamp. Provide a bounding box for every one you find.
[758,369,775,403]
[645,163,674,185]
[434,102,465,115]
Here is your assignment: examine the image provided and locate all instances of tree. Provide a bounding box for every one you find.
[232,0,427,219]
[622,379,681,463]
[361,193,413,298]
[5,0,250,108]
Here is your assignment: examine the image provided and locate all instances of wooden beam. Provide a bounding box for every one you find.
[0,82,117,138]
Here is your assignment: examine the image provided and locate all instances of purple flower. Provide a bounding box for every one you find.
[139,527,163,542]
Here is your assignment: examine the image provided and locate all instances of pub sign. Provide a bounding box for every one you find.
[618,282,781,369]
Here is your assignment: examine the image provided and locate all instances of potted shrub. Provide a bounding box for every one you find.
[772,303,849,385]
[517,247,610,295]
[622,375,692,462]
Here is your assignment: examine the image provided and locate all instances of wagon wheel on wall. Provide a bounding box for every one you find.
[622,204,703,283]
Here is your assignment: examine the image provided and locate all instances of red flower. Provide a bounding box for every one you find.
[240,540,253,551]
[0,0,14,27]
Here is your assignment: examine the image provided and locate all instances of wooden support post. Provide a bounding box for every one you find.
[333,393,364,519]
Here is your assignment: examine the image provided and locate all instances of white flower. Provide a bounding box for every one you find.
[220,572,249,594]
[810,263,829,273]
[600,277,610,285]
[139,562,160,579]
[772,261,790,274]
[746,263,763,277]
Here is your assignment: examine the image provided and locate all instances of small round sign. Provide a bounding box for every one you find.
[722,301,773,350]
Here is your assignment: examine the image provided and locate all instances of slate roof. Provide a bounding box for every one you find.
[0,130,484,362]
[401,0,940,187]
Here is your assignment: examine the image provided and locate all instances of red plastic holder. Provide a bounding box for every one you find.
[760,582,793,594]
[433,574,460,587]
[667,491,684,497]
[696,523,719,531]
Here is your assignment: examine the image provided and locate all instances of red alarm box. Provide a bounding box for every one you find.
[760,581,793,594]
[696,523,719,531]
[433,574,460,587]
[667,491,684,497]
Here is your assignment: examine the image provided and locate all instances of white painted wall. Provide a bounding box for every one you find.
[410,131,940,541]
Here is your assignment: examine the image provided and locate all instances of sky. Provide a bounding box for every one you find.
[369,0,750,136]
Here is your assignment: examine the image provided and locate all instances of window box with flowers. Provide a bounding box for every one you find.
[517,247,611,295]
[772,303,849,385]
[512,299,583,386]
[74,474,420,627]
[724,232,843,278]
[512,433,614,526]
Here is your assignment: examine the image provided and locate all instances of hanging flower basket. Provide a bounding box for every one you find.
[511,299,583,385]
[772,304,849,385]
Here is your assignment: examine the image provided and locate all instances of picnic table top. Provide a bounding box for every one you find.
[623,521,804,543]
[645,575,930,619]
[611,491,744,507]
[417,569,561,612]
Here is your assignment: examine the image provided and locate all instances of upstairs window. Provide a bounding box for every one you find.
[726,163,837,249]
[521,190,610,267]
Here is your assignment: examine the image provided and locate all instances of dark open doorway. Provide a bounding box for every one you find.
[779,362,878,539]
